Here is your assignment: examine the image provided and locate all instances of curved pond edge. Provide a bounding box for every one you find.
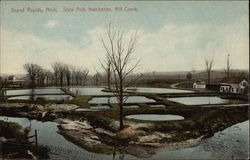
[125,114,185,121]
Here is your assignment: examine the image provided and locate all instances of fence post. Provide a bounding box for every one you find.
[35,129,38,146]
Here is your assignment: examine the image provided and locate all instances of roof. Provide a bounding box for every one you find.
[194,81,206,85]
[220,77,248,84]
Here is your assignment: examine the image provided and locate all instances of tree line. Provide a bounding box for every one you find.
[23,62,89,87]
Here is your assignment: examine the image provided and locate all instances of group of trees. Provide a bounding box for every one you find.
[204,54,235,84]
[24,62,89,87]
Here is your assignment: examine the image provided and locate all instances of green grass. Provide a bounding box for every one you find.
[175,82,193,89]
[60,87,76,97]
[71,95,92,108]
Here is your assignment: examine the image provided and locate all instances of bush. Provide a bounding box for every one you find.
[86,114,116,132]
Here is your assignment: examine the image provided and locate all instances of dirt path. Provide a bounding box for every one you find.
[170,83,180,88]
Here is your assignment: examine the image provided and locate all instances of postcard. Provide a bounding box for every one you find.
[0,1,249,160]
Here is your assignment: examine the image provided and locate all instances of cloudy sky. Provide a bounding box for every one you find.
[0,1,248,75]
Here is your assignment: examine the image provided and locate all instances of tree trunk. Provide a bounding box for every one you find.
[208,72,211,84]
[60,78,63,87]
[107,70,111,89]
[119,78,124,130]
[67,76,70,86]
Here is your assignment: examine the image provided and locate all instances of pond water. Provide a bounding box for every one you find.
[123,105,140,109]
[151,120,249,160]
[69,87,113,95]
[89,105,111,110]
[0,116,112,160]
[6,88,63,96]
[136,87,194,93]
[8,95,73,100]
[125,114,185,121]
[75,108,96,112]
[167,96,243,105]
[89,96,155,104]
[149,104,166,108]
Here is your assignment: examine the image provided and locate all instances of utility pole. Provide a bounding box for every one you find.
[226,54,231,78]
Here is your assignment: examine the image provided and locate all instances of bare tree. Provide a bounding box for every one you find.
[52,63,60,86]
[93,71,101,86]
[37,69,46,86]
[23,63,43,87]
[52,62,66,87]
[99,55,112,89]
[71,67,89,86]
[64,65,72,87]
[186,72,192,81]
[100,22,140,130]
[83,70,89,85]
[44,70,53,86]
[224,54,232,79]
[205,57,214,84]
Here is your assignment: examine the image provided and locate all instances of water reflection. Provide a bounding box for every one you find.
[168,96,243,105]
[126,114,185,121]
[151,120,249,160]
[136,87,194,93]
[89,96,155,104]
[8,95,73,100]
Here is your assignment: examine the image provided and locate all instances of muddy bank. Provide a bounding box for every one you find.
[0,102,78,121]
[56,102,248,158]
[57,118,205,158]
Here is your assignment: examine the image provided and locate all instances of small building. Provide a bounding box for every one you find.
[193,81,206,89]
[8,75,16,81]
[219,79,248,94]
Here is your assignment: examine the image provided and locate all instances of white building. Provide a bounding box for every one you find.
[220,79,248,94]
[193,81,206,89]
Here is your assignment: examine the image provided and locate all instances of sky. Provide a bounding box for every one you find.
[0,1,249,75]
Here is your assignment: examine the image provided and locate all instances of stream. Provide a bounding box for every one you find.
[0,116,248,160]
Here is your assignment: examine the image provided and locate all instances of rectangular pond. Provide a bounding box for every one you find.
[89,105,111,110]
[69,87,193,95]
[6,88,64,96]
[149,104,166,108]
[124,105,140,109]
[69,87,113,95]
[8,95,73,100]
[135,87,194,94]
[89,96,155,104]
[167,96,243,105]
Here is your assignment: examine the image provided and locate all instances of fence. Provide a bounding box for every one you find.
[27,129,38,146]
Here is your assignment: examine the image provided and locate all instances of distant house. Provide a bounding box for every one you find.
[193,80,206,89]
[220,78,248,94]
[8,75,16,81]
